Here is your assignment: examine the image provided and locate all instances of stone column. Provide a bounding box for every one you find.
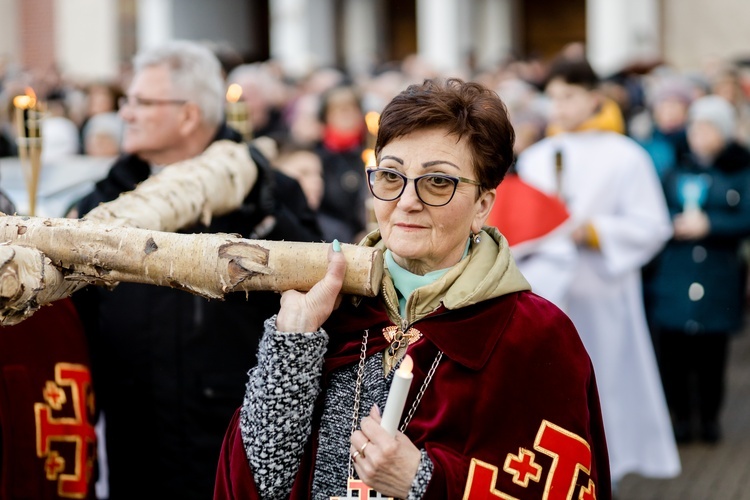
[474,0,515,72]
[136,0,174,50]
[55,0,120,80]
[0,0,19,67]
[587,0,660,77]
[416,0,464,76]
[270,0,335,79]
[342,0,379,77]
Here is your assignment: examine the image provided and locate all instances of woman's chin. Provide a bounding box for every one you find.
[388,243,425,263]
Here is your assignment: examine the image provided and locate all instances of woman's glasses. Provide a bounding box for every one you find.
[366,167,481,207]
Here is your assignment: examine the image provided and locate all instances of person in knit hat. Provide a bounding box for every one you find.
[631,75,695,178]
[687,94,738,162]
[643,92,750,444]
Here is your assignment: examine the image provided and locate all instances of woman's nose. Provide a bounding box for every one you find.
[397,179,423,209]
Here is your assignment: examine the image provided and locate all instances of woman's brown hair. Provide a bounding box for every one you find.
[375,78,515,191]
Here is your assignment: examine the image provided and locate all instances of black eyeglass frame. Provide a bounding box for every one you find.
[366,167,482,207]
[118,96,189,108]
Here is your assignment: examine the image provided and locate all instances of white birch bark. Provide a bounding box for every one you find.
[0,139,383,325]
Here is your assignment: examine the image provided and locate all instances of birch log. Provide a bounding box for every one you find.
[81,139,258,230]
[0,216,383,325]
[0,138,383,325]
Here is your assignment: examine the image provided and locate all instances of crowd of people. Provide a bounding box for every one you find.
[0,36,749,500]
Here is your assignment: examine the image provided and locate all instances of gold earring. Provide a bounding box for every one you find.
[472,232,481,245]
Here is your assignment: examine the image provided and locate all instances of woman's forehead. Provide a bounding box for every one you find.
[380,130,470,168]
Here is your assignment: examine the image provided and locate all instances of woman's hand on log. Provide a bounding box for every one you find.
[276,240,346,333]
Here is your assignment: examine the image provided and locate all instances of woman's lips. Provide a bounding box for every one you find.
[395,223,426,231]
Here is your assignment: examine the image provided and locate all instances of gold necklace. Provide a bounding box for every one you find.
[333,328,443,500]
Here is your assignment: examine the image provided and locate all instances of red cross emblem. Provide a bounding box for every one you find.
[35,363,96,499]
[462,419,597,499]
[330,478,393,499]
[503,448,542,487]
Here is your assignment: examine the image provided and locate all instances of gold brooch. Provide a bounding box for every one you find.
[382,325,422,345]
[382,326,422,377]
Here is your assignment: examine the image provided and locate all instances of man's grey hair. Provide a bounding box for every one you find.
[133,40,225,127]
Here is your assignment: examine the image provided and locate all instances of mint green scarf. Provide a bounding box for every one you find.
[384,239,470,316]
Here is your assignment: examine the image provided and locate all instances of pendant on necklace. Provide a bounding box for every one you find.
[331,478,394,500]
[382,325,422,377]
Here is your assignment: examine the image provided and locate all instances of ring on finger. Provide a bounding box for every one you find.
[359,441,369,458]
[351,450,361,461]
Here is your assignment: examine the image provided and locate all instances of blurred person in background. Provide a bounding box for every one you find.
[283,66,346,148]
[70,39,321,500]
[81,111,123,157]
[359,64,408,116]
[273,140,325,213]
[314,81,370,243]
[495,77,547,157]
[41,90,80,162]
[709,64,750,147]
[514,56,680,490]
[643,94,750,444]
[77,81,124,153]
[630,75,694,179]
[286,92,324,147]
[226,62,290,144]
[204,40,245,80]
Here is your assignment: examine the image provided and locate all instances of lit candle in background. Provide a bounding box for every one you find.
[380,354,413,436]
[362,110,380,233]
[13,88,44,216]
[225,83,251,141]
[361,110,380,166]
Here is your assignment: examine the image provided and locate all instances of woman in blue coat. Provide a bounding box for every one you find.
[644,95,750,444]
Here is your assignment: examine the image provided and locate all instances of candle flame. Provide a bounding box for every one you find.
[365,111,380,136]
[362,148,376,166]
[226,83,243,103]
[397,354,413,375]
[13,88,37,109]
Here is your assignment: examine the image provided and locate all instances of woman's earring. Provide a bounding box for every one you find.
[472,232,481,245]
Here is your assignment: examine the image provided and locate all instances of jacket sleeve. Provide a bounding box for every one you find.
[214,408,263,500]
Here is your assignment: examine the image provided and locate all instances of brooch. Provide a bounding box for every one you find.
[382,325,422,377]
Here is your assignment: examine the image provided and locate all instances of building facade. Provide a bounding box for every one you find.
[0,0,748,83]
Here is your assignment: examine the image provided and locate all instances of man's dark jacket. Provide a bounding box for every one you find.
[72,125,322,500]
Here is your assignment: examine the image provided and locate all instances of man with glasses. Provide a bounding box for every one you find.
[71,40,321,500]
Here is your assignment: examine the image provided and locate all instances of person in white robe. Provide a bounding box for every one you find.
[514,56,681,487]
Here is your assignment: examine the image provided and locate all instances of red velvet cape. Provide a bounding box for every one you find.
[0,299,97,500]
[215,291,611,499]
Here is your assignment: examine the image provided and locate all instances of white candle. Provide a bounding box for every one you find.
[225,83,250,140]
[380,354,413,436]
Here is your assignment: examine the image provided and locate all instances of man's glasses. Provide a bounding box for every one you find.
[366,167,481,207]
[118,96,189,108]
